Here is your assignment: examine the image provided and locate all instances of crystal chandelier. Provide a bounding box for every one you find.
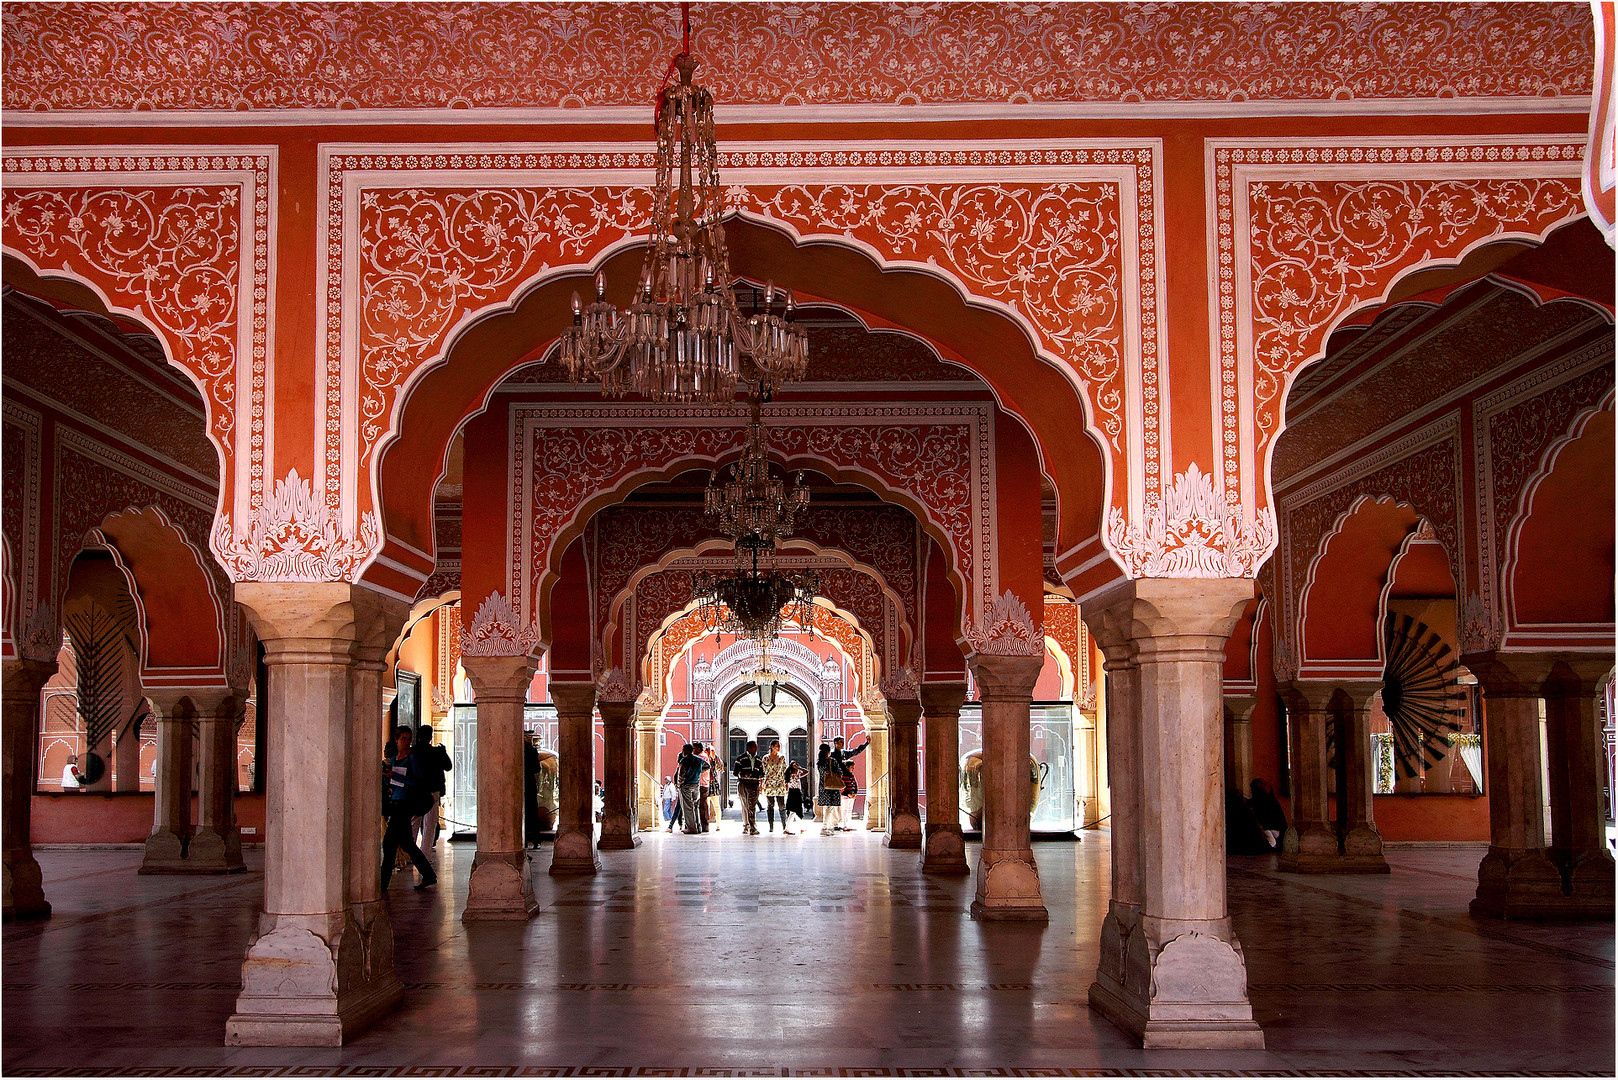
[558,21,810,404]
[693,537,820,644]
[746,640,784,713]
[705,393,810,545]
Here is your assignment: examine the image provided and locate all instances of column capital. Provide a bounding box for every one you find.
[233,582,362,663]
[1462,650,1558,698]
[1546,654,1616,695]
[597,699,635,727]
[968,653,1043,701]
[1282,678,1380,713]
[550,682,596,720]
[3,657,56,699]
[461,654,538,702]
[920,681,968,718]
[146,687,235,721]
[885,697,923,727]
[351,590,410,668]
[1224,693,1259,723]
[1082,579,1254,665]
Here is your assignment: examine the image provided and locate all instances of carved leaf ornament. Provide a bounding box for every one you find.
[212,470,379,582]
[459,590,539,658]
[1107,463,1276,578]
[966,589,1043,657]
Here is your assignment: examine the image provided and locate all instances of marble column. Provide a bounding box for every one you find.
[1079,598,1141,1015]
[3,658,55,919]
[636,711,660,831]
[186,689,247,873]
[1084,579,1263,1050]
[1277,681,1338,872]
[549,683,600,875]
[1224,694,1257,795]
[920,682,969,875]
[967,652,1046,922]
[597,700,640,850]
[114,715,144,791]
[1467,651,1563,918]
[884,697,922,849]
[226,583,399,1047]
[1544,657,1615,917]
[1335,680,1389,872]
[462,654,539,919]
[139,690,197,873]
[863,714,889,829]
[347,593,407,983]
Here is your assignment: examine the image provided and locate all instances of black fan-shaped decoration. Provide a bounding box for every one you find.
[1381,613,1467,779]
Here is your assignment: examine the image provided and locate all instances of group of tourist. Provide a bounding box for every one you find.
[381,722,452,890]
[661,735,869,838]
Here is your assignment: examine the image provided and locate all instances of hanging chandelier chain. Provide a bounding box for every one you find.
[561,6,809,405]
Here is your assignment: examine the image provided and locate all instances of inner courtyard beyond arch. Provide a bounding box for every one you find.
[2,3,1615,1076]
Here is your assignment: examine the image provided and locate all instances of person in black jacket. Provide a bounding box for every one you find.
[733,740,766,836]
[382,728,436,890]
[411,723,453,854]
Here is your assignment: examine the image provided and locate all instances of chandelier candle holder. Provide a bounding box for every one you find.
[559,46,809,404]
[705,394,811,546]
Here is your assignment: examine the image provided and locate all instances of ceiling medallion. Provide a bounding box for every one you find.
[559,6,809,404]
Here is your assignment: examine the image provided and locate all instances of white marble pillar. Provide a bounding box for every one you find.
[1079,597,1142,1018]
[463,653,539,919]
[1544,656,1615,917]
[885,697,922,849]
[187,689,247,873]
[1277,681,1338,872]
[1083,579,1263,1050]
[346,594,408,982]
[226,583,399,1047]
[636,712,660,830]
[549,683,600,875]
[3,658,55,919]
[597,699,640,850]
[967,652,1046,922]
[1224,694,1257,796]
[863,714,889,830]
[920,682,969,874]
[139,689,197,874]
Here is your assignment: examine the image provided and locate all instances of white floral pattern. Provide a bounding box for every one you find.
[459,589,539,658]
[1107,464,1276,578]
[211,469,379,583]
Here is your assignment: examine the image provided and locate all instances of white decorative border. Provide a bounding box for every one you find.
[320,139,1161,586]
[1206,135,1586,549]
[1,399,43,656]
[0,145,278,533]
[509,400,995,630]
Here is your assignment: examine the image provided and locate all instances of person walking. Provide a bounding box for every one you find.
[678,743,706,834]
[733,740,765,836]
[761,741,791,834]
[816,742,843,836]
[410,722,452,854]
[1250,778,1288,851]
[382,727,437,890]
[661,775,678,831]
[783,760,808,832]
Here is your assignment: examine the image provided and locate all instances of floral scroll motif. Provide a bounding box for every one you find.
[212,469,378,583]
[3,4,1592,111]
[1458,591,1503,655]
[965,589,1043,657]
[460,589,539,658]
[878,666,920,701]
[1107,463,1276,578]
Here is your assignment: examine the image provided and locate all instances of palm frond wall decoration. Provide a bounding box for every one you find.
[1381,613,1467,779]
[62,595,140,758]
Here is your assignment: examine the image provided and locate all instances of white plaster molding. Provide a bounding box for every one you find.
[19,600,58,663]
[1107,464,1276,578]
[965,589,1044,657]
[458,589,538,658]
[878,666,920,701]
[595,666,639,704]
[211,468,379,582]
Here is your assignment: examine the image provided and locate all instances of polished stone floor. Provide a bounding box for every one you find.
[3,832,1612,1076]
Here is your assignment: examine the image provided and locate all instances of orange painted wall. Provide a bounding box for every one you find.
[32,792,267,845]
[1368,794,1490,842]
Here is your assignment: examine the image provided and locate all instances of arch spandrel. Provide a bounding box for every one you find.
[344,145,1145,600]
[1211,135,1592,579]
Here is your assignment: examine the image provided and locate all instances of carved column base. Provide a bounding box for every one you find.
[1088,919,1264,1050]
[226,909,402,1046]
[885,810,922,849]
[2,851,50,919]
[138,829,193,874]
[548,829,601,875]
[969,850,1049,922]
[920,824,969,874]
[1472,847,1612,919]
[463,850,537,921]
[1277,824,1386,873]
[597,811,641,851]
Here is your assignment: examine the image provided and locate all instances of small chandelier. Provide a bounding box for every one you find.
[558,18,810,404]
[693,537,820,644]
[705,392,810,545]
[746,640,785,713]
